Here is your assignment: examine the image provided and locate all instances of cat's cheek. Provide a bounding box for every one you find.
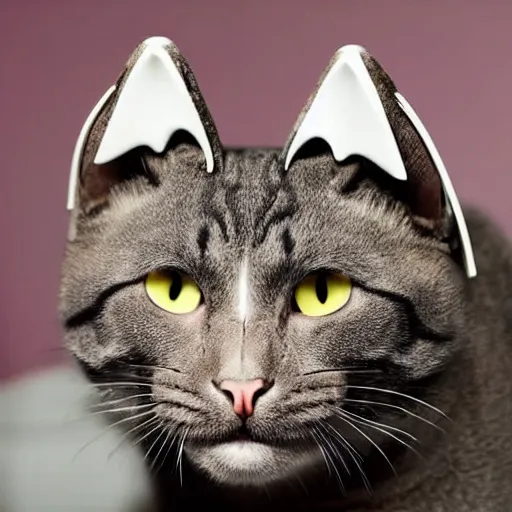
[64,324,133,371]
[389,337,458,380]
[184,442,321,486]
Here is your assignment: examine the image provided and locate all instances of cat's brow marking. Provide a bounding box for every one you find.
[197,224,210,258]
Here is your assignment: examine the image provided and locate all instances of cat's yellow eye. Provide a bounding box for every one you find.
[294,273,352,317]
[145,270,202,314]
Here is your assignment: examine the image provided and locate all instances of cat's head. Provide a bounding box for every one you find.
[59,37,472,491]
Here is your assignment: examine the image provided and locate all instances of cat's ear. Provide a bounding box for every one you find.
[283,45,476,278]
[66,36,222,226]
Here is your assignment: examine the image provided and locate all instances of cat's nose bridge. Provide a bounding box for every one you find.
[215,346,265,383]
[214,317,278,383]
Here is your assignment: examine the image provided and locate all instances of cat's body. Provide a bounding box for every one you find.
[59,38,512,511]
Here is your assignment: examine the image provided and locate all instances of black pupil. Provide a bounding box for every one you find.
[315,274,328,304]
[169,272,183,300]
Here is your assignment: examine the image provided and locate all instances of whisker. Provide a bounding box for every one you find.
[86,403,156,418]
[73,409,156,462]
[107,416,160,461]
[321,420,372,495]
[316,422,351,477]
[346,386,451,421]
[158,430,180,474]
[344,398,444,432]
[333,414,397,476]
[89,382,153,389]
[68,386,153,420]
[310,426,332,478]
[342,370,383,374]
[340,409,419,443]
[337,411,422,460]
[94,373,154,383]
[337,435,364,466]
[90,393,155,409]
[132,421,164,450]
[177,427,190,487]
[303,368,382,377]
[66,402,155,425]
[312,425,345,494]
[144,424,168,462]
[151,427,181,474]
[121,363,182,374]
[150,428,173,472]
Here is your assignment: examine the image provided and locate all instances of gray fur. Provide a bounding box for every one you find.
[59,40,512,511]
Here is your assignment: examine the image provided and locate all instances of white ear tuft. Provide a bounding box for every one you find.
[67,86,116,211]
[94,37,214,172]
[395,92,477,278]
[284,44,407,181]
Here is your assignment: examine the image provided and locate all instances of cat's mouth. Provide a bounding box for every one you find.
[219,423,301,448]
[230,425,253,442]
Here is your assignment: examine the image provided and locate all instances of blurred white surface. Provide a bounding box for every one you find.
[0,365,153,511]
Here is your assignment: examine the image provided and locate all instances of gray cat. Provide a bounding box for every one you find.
[59,37,512,511]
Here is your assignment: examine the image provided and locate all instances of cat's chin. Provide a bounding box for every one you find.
[185,440,320,487]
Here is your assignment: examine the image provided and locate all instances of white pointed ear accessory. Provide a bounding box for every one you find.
[395,92,476,278]
[284,44,407,181]
[67,36,215,212]
[94,37,214,170]
[67,86,116,211]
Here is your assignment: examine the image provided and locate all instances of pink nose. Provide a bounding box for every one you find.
[219,379,268,418]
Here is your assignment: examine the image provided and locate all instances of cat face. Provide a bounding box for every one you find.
[59,38,469,489]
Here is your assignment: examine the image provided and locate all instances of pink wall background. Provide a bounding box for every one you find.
[1,1,511,382]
